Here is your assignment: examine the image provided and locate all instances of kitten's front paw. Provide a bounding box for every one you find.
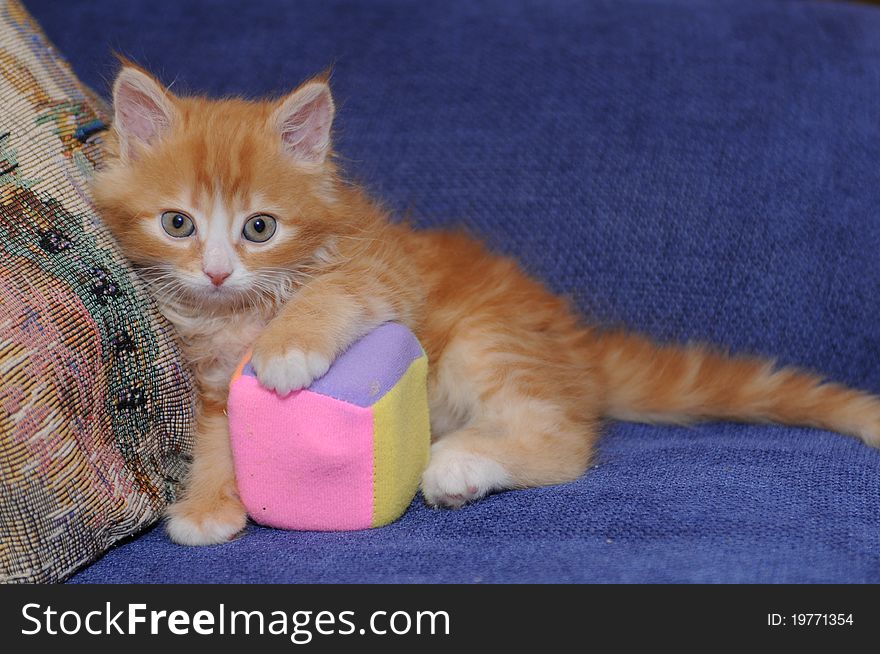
[421,441,512,509]
[165,494,247,546]
[250,346,332,396]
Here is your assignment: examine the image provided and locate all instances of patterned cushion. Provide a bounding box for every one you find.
[0,0,194,583]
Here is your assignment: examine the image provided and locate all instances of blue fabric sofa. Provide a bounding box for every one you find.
[26,0,880,583]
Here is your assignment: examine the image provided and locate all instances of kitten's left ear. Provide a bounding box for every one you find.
[112,64,177,160]
[270,78,335,165]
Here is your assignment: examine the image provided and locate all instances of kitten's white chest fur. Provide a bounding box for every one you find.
[159,300,271,401]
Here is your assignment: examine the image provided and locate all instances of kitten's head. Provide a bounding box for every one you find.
[93,63,362,311]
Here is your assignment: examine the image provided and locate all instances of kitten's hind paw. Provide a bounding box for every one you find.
[421,441,512,509]
[165,494,247,546]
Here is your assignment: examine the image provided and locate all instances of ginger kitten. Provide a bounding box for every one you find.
[93,64,880,545]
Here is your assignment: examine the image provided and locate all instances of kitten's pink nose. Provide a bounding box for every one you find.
[206,271,230,287]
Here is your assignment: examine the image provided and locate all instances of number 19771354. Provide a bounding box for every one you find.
[767,614,853,627]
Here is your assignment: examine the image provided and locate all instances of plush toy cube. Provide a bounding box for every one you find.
[228,323,430,531]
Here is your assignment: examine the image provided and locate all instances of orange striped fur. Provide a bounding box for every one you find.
[93,64,880,545]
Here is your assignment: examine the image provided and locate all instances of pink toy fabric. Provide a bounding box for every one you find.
[228,323,430,531]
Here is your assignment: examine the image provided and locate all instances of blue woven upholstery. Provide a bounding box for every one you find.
[25,0,880,583]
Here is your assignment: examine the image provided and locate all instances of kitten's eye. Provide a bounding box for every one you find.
[242,214,277,243]
[161,211,195,238]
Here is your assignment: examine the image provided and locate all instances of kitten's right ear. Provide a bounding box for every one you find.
[112,65,177,160]
[270,76,335,165]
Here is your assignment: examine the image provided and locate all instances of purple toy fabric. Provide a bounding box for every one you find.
[242,322,425,408]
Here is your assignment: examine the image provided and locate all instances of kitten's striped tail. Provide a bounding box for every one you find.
[592,330,880,446]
